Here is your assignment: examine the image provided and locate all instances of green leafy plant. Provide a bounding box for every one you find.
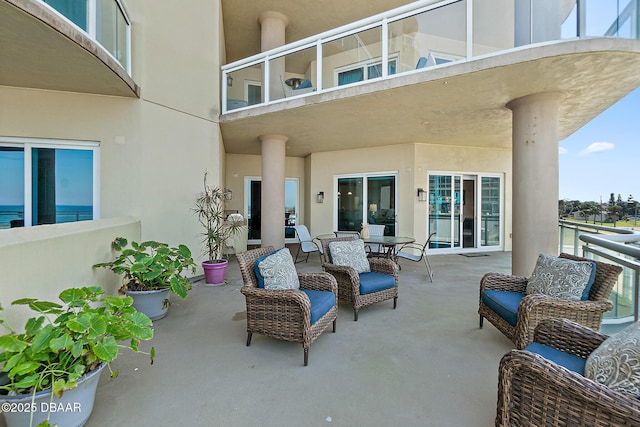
[0,286,154,398]
[193,171,244,262]
[94,238,196,299]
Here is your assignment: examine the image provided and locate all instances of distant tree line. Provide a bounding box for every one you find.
[559,193,639,223]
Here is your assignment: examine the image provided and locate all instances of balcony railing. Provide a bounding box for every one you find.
[559,220,640,325]
[40,0,131,74]
[222,0,640,113]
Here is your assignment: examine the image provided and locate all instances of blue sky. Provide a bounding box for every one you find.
[559,87,640,203]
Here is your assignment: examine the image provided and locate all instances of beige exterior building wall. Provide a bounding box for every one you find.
[0,218,140,329]
[0,0,226,327]
[307,143,512,250]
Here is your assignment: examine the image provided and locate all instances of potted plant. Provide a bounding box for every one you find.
[193,171,245,285]
[94,238,196,320]
[0,286,154,427]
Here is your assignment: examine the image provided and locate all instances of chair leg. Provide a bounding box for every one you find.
[479,315,484,328]
[353,309,358,321]
[246,332,253,346]
[304,348,309,366]
[393,297,397,309]
[333,319,337,332]
[424,255,433,282]
[294,245,302,264]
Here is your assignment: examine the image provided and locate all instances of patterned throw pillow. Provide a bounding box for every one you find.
[255,248,300,290]
[328,239,371,274]
[525,254,593,300]
[585,321,640,398]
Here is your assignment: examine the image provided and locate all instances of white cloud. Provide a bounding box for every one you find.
[580,141,615,155]
[558,146,568,154]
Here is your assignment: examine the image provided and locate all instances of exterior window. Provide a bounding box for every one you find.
[245,81,262,105]
[0,139,99,229]
[336,58,397,86]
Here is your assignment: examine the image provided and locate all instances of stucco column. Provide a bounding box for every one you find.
[258,11,289,100]
[507,92,564,276]
[259,134,288,249]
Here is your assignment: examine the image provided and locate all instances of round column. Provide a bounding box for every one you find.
[258,11,289,100]
[507,92,564,276]
[259,134,288,250]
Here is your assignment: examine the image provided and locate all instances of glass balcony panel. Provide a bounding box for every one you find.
[0,147,25,229]
[271,45,317,101]
[226,63,263,111]
[472,0,513,56]
[116,5,128,69]
[389,1,466,76]
[96,0,117,60]
[321,26,382,90]
[560,2,578,39]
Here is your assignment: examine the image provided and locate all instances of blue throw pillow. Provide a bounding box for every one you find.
[581,261,597,300]
[296,79,312,89]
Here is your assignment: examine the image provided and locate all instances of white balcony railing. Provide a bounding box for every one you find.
[222,0,640,113]
[40,0,132,74]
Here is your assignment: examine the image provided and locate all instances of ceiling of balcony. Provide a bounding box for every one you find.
[0,0,138,97]
[221,0,416,63]
[220,38,640,158]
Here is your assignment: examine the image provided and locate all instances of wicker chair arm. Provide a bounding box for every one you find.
[240,286,311,311]
[497,350,640,426]
[533,319,608,358]
[369,258,399,276]
[298,272,338,295]
[321,263,361,294]
[480,272,528,293]
[520,294,614,315]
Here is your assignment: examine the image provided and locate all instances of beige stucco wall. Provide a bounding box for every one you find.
[224,154,306,226]
[0,218,140,330]
[308,143,512,250]
[0,0,226,296]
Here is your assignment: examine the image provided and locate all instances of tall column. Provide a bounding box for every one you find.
[259,134,288,249]
[507,92,564,276]
[258,11,289,100]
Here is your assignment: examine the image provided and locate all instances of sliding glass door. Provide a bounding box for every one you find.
[336,173,397,236]
[428,173,502,251]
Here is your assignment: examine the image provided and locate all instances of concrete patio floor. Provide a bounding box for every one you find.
[77,250,517,427]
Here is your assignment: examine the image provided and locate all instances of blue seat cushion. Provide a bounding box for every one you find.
[358,272,395,295]
[524,342,586,375]
[300,290,336,325]
[481,290,526,326]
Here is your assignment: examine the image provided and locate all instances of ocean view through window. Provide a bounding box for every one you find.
[0,138,99,229]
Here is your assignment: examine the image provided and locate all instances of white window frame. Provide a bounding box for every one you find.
[333,171,399,234]
[0,136,101,227]
[333,54,399,86]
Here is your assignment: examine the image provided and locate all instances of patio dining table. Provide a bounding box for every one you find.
[363,235,415,261]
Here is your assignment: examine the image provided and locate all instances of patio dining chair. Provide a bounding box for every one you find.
[395,232,435,282]
[365,224,387,258]
[293,225,322,263]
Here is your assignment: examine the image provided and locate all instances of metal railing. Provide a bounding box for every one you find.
[559,219,640,324]
[222,0,639,113]
[40,0,131,74]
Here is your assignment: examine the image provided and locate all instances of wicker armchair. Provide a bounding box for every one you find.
[236,246,338,366]
[479,253,622,349]
[497,319,640,426]
[319,237,398,321]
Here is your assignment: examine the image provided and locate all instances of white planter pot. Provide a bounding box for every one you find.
[126,288,171,321]
[0,362,106,427]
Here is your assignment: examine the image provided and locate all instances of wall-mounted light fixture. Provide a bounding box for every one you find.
[227,75,233,86]
[417,188,427,202]
[316,191,324,203]
[224,188,233,200]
